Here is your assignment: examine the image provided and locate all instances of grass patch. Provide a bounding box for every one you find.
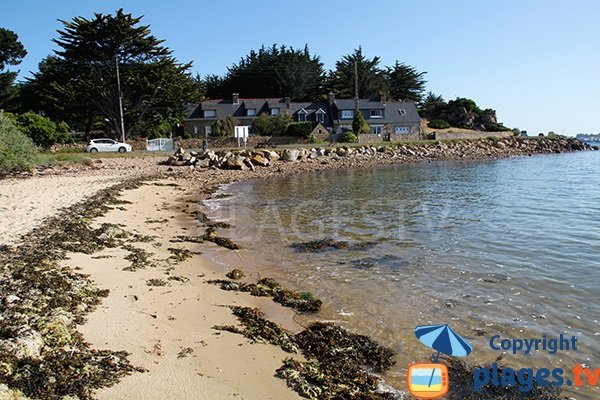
[34,152,93,167]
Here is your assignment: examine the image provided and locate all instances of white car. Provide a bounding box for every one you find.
[85,138,132,153]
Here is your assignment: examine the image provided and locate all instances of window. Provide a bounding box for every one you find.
[204,110,216,118]
[372,125,384,134]
[370,109,383,118]
[204,126,212,136]
[193,126,199,135]
[247,108,256,116]
[297,109,308,122]
[398,108,407,116]
[316,109,325,123]
[270,108,280,116]
[395,127,410,134]
[341,110,354,119]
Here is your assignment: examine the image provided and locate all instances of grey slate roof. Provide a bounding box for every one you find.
[185,97,420,127]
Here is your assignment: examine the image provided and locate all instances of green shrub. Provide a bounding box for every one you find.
[340,131,358,143]
[428,119,451,129]
[0,113,37,173]
[212,115,238,137]
[486,123,510,132]
[12,112,72,148]
[286,122,312,137]
[352,110,369,135]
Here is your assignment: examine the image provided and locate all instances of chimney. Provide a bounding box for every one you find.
[380,91,387,105]
[232,93,239,105]
[284,97,291,108]
[328,92,336,105]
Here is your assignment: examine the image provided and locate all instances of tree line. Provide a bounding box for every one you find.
[1,8,507,146]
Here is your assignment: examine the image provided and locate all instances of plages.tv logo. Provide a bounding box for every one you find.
[408,324,473,399]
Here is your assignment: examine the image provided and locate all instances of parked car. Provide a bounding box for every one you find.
[85,138,132,153]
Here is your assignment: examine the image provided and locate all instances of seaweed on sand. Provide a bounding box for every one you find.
[217,307,397,399]
[122,244,155,271]
[202,227,240,250]
[0,178,152,399]
[207,277,322,313]
[2,348,145,400]
[167,247,196,263]
[213,306,298,353]
[277,322,397,400]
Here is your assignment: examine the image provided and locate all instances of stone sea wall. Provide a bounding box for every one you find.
[163,136,595,171]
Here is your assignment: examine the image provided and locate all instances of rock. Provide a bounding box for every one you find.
[195,158,211,168]
[226,269,245,280]
[250,154,269,167]
[336,148,348,157]
[174,147,185,157]
[224,155,246,170]
[263,150,280,161]
[298,148,309,159]
[243,158,255,171]
[317,148,326,157]
[282,149,300,161]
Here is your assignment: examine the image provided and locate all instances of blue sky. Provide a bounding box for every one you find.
[1,0,599,135]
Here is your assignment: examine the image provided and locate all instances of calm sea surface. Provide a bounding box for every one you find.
[204,151,600,397]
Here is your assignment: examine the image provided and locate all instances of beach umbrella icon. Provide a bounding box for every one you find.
[415,324,472,361]
[414,324,472,390]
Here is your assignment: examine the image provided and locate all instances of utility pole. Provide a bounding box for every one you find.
[354,60,359,110]
[115,53,126,143]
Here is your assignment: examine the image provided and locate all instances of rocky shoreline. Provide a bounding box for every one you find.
[162,136,595,171]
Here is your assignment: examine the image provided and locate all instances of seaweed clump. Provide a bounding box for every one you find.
[122,244,155,271]
[277,322,397,400]
[217,307,396,399]
[214,306,298,353]
[202,227,240,250]
[291,238,377,253]
[207,277,322,313]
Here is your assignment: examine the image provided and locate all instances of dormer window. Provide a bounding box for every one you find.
[398,108,407,116]
[271,108,280,116]
[370,109,383,118]
[204,110,216,118]
[316,108,326,123]
[298,108,308,122]
[247,108,256,116]
[341,110,354,119]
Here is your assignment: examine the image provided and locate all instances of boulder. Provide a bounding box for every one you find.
[336,148,348,157]
[250,154,270,167]
[263,150,280,161]
[224,155,246,170]
[282,149,300,161]
[195,158,211,168]
[243,158,255,171]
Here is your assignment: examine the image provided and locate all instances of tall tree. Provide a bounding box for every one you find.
[30,9,201,138]
[215,44,324,100]
[327,47,387,100]
[0,28,27,109]
[385,61,426,103]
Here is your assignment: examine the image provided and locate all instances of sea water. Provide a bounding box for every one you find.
[204,151,600,397]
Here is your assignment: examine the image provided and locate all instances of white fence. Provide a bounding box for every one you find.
[146,138,174,152]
